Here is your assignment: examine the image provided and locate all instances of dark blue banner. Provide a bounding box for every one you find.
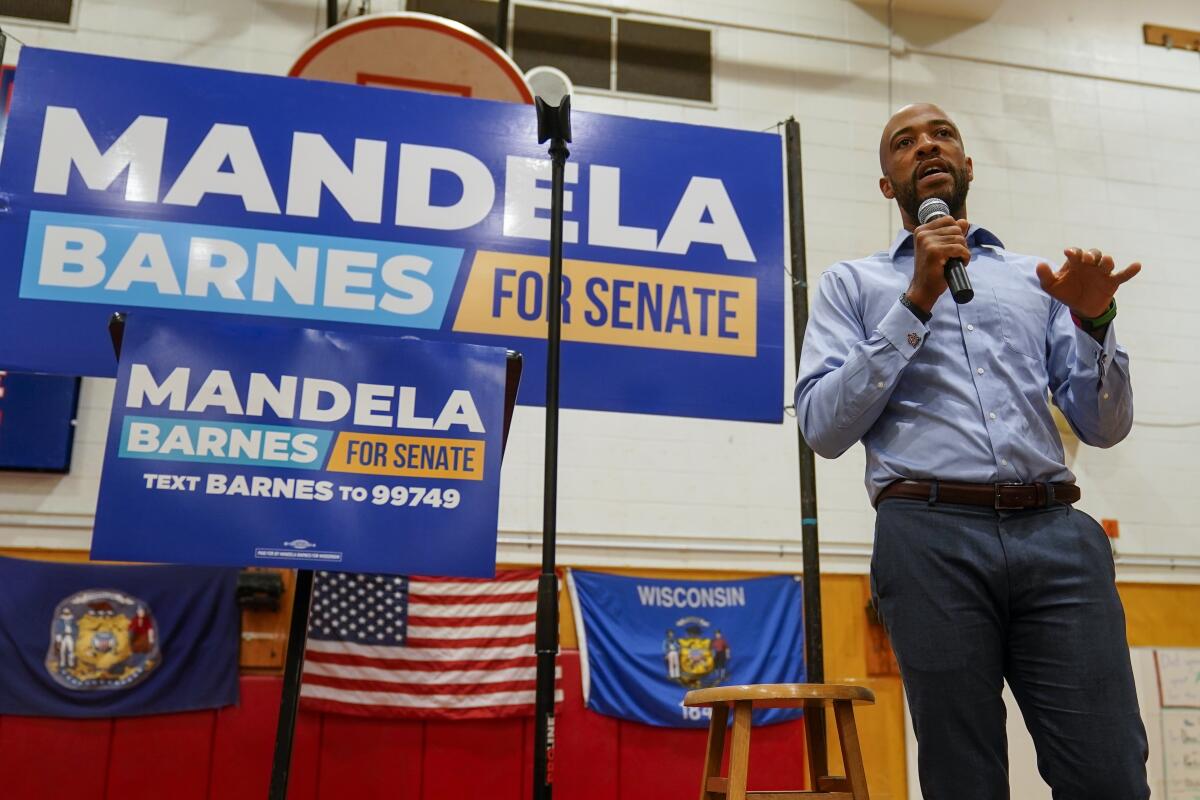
[0,555,238,718]
[0,371,80,471]
[0,47,783,422]
[90,313,508,576]
[568,571,805,727]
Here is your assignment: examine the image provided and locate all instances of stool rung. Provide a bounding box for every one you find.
[706,781,855,799]
[706,776,728,794]
[816,776,850,791]
[747,794,853,799]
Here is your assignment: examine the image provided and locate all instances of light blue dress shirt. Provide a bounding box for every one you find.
[795,226,1132,504]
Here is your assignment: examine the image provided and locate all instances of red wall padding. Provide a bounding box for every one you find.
[0,650,805,798]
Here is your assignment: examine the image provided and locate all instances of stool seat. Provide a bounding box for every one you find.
[684,682,874,800]
[685,683,875,707]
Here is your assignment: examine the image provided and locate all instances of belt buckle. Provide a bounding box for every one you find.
[994,482,1026,510]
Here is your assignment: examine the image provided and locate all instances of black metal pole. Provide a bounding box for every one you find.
[784,117,827,779]
[325,0,338,29]
[532,95,571,800]
[267,568,316,800]
[496,0,510,52]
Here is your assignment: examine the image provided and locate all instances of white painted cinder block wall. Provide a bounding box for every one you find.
[1,0,1197,578]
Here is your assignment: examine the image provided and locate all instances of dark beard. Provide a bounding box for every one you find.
[894,164,969,223]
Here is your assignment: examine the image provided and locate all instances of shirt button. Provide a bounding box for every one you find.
[989,412,997,420]
[1001,458,1008,466]
[977,367,985,375]
[1102,392,1110,400]
[967,324,975,332]
[876,381,885,389]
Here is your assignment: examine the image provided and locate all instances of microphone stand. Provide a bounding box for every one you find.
[532,94,571,800]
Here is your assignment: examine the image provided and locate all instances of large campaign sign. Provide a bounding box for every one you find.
[90,314,508,576]
[0,48,784,421]
[568,570,805,727]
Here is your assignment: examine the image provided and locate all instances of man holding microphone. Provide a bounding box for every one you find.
[795,103,1149,799]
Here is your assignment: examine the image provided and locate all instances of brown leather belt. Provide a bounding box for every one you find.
[876,479,1080,510]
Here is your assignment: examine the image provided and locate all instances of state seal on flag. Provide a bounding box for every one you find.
[45,590,161,690]
[664,616,731,689]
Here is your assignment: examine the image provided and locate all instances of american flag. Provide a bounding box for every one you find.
[300,568,561,719]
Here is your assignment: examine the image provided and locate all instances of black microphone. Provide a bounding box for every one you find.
[917,197,973,304]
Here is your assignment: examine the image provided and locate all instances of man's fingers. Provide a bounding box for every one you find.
[1035,262,1057,291]
[921,215,960,231]
[925,228,967,241]
[922,230,970,259]
[1086,248,1103,265]
[1114,262,1142,285]
[927,244,970,264]
[1099,254,1115,274]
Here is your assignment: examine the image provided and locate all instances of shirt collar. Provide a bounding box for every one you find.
[888,224,1004,260]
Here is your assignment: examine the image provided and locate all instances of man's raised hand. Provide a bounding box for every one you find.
[1035,247,1141,319]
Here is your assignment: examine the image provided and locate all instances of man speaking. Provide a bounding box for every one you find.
[795,103,1149,799]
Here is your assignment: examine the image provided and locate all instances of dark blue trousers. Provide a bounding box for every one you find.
[870,499,1149,800]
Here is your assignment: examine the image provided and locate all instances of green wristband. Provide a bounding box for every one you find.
[1073,299,1117,331]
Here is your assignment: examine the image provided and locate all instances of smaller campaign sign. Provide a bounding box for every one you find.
[91,314,508,577]
[568,570,805,728]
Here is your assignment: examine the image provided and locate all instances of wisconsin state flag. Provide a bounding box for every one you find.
[0,555,239,717]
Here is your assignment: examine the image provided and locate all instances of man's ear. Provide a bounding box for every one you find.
[879,175,895,199]
[966,156,974,184]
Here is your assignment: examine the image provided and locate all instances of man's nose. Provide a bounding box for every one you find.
[915,134,940,157]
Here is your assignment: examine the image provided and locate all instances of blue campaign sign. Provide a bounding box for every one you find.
[568,570,805,727]
[0,47,784,422]
[90,314,508,576]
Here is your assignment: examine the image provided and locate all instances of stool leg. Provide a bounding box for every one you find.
[699,703,729,800]
[804,701,828,787]
[726,700,753,800]
[833,699,869,800]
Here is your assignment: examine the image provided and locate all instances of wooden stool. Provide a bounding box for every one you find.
[684,683,875,800]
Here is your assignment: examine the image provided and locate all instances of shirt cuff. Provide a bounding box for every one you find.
[878,298,929,361]
[1074,320,1118,377]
